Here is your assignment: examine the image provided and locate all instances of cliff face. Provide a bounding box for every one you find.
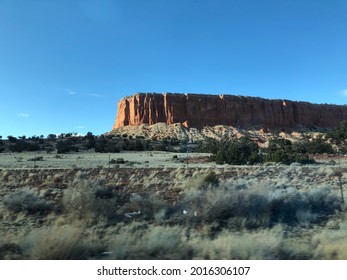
[113,93,347,130]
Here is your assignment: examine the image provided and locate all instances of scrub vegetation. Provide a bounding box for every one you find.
[1,122,346,259]
[0,164,346,260]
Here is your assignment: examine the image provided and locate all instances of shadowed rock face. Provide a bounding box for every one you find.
[113,93,347,130]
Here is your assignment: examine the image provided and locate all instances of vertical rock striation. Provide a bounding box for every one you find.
[113,93,347,130]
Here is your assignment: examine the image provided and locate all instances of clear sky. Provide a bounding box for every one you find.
[1,0,347,137]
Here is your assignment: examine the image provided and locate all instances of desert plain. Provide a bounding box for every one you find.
[1,149,347,260]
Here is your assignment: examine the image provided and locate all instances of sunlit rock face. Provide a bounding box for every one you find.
[113,93,347,130]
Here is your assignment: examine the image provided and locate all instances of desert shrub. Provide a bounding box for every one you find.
[7,136,17,143]
[94,200,119,221]
[304,137,334,154]
[8,142,24,152]
[63,172,99,219]
[27,156,44,161]
[94,186,115,199]
[212,137,316,165]
[151,142,167,151]
[327,121,347,153]
[264,138,315,164]
[187,225,284,259]
[93,186,119,220]
[312,219,347,259]
[248,186,340,227]
[129,193,166,221]
[95,136,120,153]
[197,139,219,153]
[169,137,179,145]
[202,171,219,188]
[0,242,22,260]
[0,146,4,153]
[47,134,57,140]
[143,226,187,258]
[25,142,41,151]
[110,158,126,164]
[134,140,144,151]
[115,158,125,164]
[63,172,118,221]
[108,224,190,259]
[171,187,238,227]
[264,150,315,165]
[83,132,96,149]
[8,140,41,153]
[3,188,53,214]
[276,238,313,260]
[43,144,55,153]
[215,138,261,165]
[177,184,341,230]
[107,223,283,259]
[21,224,104,259]
[56,139,79,154]
[328,121,347,143]
[121,139,145,151]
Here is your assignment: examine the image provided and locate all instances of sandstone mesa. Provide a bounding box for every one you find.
[113,93,347,131]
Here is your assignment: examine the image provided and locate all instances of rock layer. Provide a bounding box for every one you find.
[113,93,347,130]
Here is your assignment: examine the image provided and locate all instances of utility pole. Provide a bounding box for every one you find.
[337,148,344,206]
[186,141,189,168]
[108,154,111,174]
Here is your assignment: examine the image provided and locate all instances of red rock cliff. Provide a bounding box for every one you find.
[113,93,347,130]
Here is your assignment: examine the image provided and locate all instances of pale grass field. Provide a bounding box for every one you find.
[0,151,347,259]
[0,151,215,169]
[1,150,346,169]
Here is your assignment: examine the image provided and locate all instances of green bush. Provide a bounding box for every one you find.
[215,138,261,165]
[264,138,315,165]
[8,140,41,153]
[328,121,347,143]
[56,139,79,154]
[328,121,347,153]
[197,139,219,153]
[304,138,334,154]
[84,132,96,149]
[95,136,120,153]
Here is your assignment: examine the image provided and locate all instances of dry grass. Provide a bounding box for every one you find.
[0,155,346,259]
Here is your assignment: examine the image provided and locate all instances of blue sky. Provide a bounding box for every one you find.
[1,0,347,137]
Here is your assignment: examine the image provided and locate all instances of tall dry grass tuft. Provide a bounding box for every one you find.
[312,217,347,259]
[107,223,190,259]
[20,223,104,259]
[106,222,286,259]
[188,225,284,259]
